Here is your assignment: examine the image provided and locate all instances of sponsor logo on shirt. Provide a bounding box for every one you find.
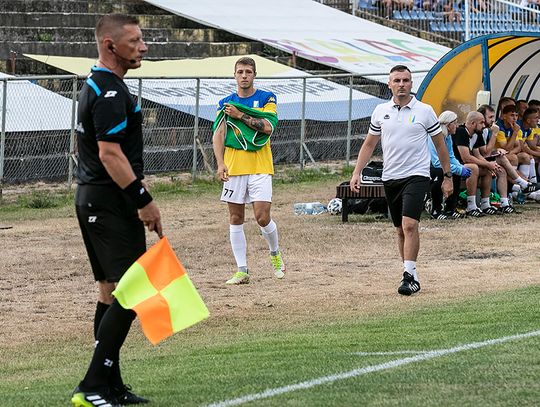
[104,90,118,98]
[383,114,390,120]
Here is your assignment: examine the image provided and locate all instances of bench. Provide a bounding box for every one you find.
[336,184,386,222]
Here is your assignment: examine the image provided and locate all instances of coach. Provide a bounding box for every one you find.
[350,65,452,296]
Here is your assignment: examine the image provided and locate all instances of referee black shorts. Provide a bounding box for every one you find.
[76,184,146,283]
[383,175,430,228]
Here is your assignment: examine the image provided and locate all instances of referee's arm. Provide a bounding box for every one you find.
[98,140,163,237]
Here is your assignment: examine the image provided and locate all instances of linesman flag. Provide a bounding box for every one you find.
[113,237,209,345]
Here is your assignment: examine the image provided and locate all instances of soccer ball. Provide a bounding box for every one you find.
[327,198,342,215]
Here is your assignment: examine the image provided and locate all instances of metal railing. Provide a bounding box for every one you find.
[0,73,393,189]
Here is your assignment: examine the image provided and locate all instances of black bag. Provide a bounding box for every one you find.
[361,161,383,184]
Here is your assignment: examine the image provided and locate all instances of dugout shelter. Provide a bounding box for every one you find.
[416,32,540,119]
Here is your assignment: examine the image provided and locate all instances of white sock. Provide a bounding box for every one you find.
[466,195,478,211]
[404,260,418,280]
[518,164,530,180]
[500,197,509,207]
[530,159,537,183]
[480,197,490,210]
[230,224,248,270]
[260,219,279,253]
[514,177,529,189]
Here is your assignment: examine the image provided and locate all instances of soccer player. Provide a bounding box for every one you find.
[72,14,161,406]
[212,57,285,285]
[350,65,453,296]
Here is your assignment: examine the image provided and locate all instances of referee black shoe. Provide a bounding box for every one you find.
[113,384,149,405]
[113,384,150,406]
[398,272,421,296]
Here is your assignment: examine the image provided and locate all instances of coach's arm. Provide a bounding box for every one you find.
[350,133,379,193]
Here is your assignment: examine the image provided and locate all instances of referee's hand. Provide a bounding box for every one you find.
[139,201,163,238]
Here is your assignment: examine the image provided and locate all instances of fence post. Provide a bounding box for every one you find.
[300,77,306,169]
[0,79,7,197]
[192,78,200,181]
[346,75,353,166]
[67,76,77,188]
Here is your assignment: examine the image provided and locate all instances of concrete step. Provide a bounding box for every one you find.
[0,0,167,14]
[2,41,263,60]
[0,26,246,43]
[0,12,207,29]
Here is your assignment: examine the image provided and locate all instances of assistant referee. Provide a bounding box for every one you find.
[72,14,161,407]
[350,65,452,296]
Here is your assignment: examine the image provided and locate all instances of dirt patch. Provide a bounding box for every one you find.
[1,179,540,346]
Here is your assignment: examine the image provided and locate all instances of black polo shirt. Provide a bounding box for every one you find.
[452,124,485,164]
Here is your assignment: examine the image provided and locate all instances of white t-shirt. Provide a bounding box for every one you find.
[369,97,441,181]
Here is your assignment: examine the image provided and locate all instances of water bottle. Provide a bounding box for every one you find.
[293,202,327,215]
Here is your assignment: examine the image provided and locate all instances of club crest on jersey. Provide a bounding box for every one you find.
[409,115,416,123]
[253,101,259,108]
[104,90,118,98]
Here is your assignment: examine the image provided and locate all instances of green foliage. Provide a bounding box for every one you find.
[17,191,61,209]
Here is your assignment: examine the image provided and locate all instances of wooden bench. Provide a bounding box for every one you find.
[336,184,386,222]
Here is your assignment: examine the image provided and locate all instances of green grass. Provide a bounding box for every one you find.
[1,286,538,406]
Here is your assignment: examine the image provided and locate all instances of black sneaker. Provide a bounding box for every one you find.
[113,384,149,405]
[398,272,421,296]
[500,205,516,214]
[431,210,448,220]
[71,387,121,407]
[481,206,501,215]
[444,210,465,219]
[521,183,539,194]
[466,208,485,218]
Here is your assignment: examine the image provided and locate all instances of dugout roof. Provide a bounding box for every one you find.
[27,54,385,122]
[142,0,450,90]
[416,32,540,119]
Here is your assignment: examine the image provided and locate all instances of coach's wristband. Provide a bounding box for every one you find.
[124,179,153,209]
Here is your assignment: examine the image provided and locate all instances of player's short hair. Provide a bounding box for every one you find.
[234,57,256,74]
[502,104,517,115]
[477,104,495,116]
[523,107,538,119]
[95,14,139,41]
[389,65,411,74]
[528,99,540,108]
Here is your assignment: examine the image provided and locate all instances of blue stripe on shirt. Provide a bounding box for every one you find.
[106,118,127,135]
[86,78,101,96]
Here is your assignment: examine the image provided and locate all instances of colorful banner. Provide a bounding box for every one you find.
[113,237,209,345]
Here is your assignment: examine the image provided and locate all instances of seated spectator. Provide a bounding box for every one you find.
[522,107,540,181]
[495,104,535,186]
[443,0,463,22]
[429,110,476,219]
[477,104,534,204]
[452,111,526,215]
[380,0,413,18]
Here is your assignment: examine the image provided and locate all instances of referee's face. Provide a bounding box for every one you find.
[388,70,412,100]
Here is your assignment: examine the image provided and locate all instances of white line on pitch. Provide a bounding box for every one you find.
[205,329,540,407]
[351,350,426,356]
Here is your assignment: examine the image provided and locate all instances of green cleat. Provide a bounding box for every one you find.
[270,251,285,279]
[225,271,250,285]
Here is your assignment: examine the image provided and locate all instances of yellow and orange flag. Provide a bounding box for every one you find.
[113,237,209,345]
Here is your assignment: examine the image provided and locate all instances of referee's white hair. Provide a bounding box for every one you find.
[438,110,458,136]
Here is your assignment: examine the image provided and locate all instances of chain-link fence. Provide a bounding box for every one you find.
[0,73,394,190]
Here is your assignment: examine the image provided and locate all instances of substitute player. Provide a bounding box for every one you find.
[350,65,453,296]
[212,57,285,285]
[72,14,161,406]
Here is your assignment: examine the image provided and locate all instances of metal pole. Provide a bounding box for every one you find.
[68,76,77,187]
[464,0,470,41]
[0,79,7,194]
[346,75,353,166]
[137,78,143,104]
[192,78,200,181]
[300,77,306,169]
[351,0,357,15]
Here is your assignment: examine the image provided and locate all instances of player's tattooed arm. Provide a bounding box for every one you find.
[241,113,265,131]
